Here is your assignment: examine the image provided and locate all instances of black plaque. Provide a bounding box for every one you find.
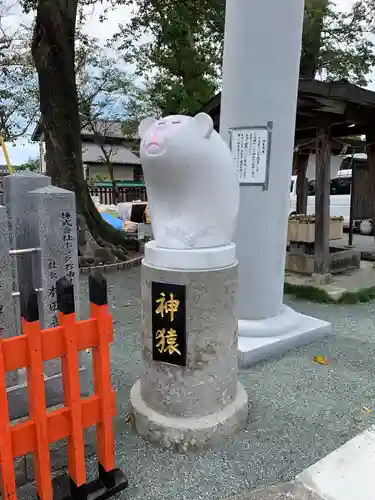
[151,281,186,367]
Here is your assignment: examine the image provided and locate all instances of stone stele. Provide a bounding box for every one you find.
[130,113,248,451]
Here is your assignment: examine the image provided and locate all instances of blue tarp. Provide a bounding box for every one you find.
[100,212,123,231]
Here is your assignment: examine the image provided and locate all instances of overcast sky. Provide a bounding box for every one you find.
[5,0,372,165]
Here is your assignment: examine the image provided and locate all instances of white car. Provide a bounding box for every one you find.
[289,169,373,235]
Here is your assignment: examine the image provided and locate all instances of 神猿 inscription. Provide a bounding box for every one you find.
[152,282,186,366]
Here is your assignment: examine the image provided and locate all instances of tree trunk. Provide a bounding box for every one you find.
[106,163,120,204]
[31,0,128,262]
[92,131,120,205]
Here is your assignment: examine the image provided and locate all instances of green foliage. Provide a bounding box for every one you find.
[90,174,110,183]
[301,0,329,77]
[2,1,137,146]
[284,281,375,304]
[15,0,375,143]
[77,36,139,184]
[77,36,134,139]
[113,0,224,117]
[315,1,375,85]
[284,282,335,303]
[0,1,39,140]
[113,0,375,120]
[18,156,40,171]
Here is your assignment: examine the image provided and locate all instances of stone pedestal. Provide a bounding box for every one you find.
[130,245,248,451]
[219,0,332,367]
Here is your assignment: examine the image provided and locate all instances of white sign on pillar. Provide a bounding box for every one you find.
[230,123,272,189]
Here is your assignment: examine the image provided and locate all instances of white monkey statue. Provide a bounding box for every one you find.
[138,113,239,250]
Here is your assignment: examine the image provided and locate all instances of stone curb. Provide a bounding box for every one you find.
[222,482,321,499]
[79,255,143,275]
[295,426,375,500]
[224,426,375,499]
[361,251,375,261]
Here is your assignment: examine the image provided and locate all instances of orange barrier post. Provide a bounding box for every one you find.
[89,273,130,494]
[0,273,128,500]
[57,278,86,488]
[0,339,17,500]
[89,274,115,475]
[21,287,53,500]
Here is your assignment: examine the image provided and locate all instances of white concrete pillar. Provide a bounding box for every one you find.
[220,0,332,365]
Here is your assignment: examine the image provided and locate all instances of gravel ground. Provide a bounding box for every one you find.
[19,266,375,500]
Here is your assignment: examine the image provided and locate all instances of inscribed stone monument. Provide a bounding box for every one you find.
[28,186,79,329]
[0,205,18,387]
[1,172,89,419]
[0,205,17,339]
[3,171,51,301]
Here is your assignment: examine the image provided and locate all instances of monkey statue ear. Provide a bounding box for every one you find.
[194,113,214,139]
[138,117,157,139]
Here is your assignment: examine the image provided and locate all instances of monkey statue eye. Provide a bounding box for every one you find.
[172,121,181,124]
[157,121,166,125]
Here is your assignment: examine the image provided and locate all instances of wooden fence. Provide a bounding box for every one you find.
[89,186,147,205]
[0,186,146,207]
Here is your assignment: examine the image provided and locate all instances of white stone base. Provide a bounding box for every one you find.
[130,380,249,452]
[144,240,236,270]
[238,306,332,368]
[296,426,375,500]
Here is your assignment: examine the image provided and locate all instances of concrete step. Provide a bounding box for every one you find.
[296,426,375,500]
[225,426,375,500]
[224,482,320,500]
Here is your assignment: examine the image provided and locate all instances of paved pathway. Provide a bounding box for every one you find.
[336,233,375,253]
[19,267,375,500]
[286,260,375,298]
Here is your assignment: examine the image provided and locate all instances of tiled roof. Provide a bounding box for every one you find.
[82,142,141,165]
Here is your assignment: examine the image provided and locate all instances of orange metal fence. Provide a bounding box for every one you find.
[0,274,128,500]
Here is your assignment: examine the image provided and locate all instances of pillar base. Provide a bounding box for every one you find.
[238,306,332,368]
[130,380,248,452]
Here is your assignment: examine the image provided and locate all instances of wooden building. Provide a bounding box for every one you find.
[31,120,142,183]
[197,77,375,276]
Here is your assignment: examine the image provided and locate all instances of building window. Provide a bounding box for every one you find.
[307,178,352,196]
[308,180,316,196]
[134,166,144,182]
[330,178,351,195]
